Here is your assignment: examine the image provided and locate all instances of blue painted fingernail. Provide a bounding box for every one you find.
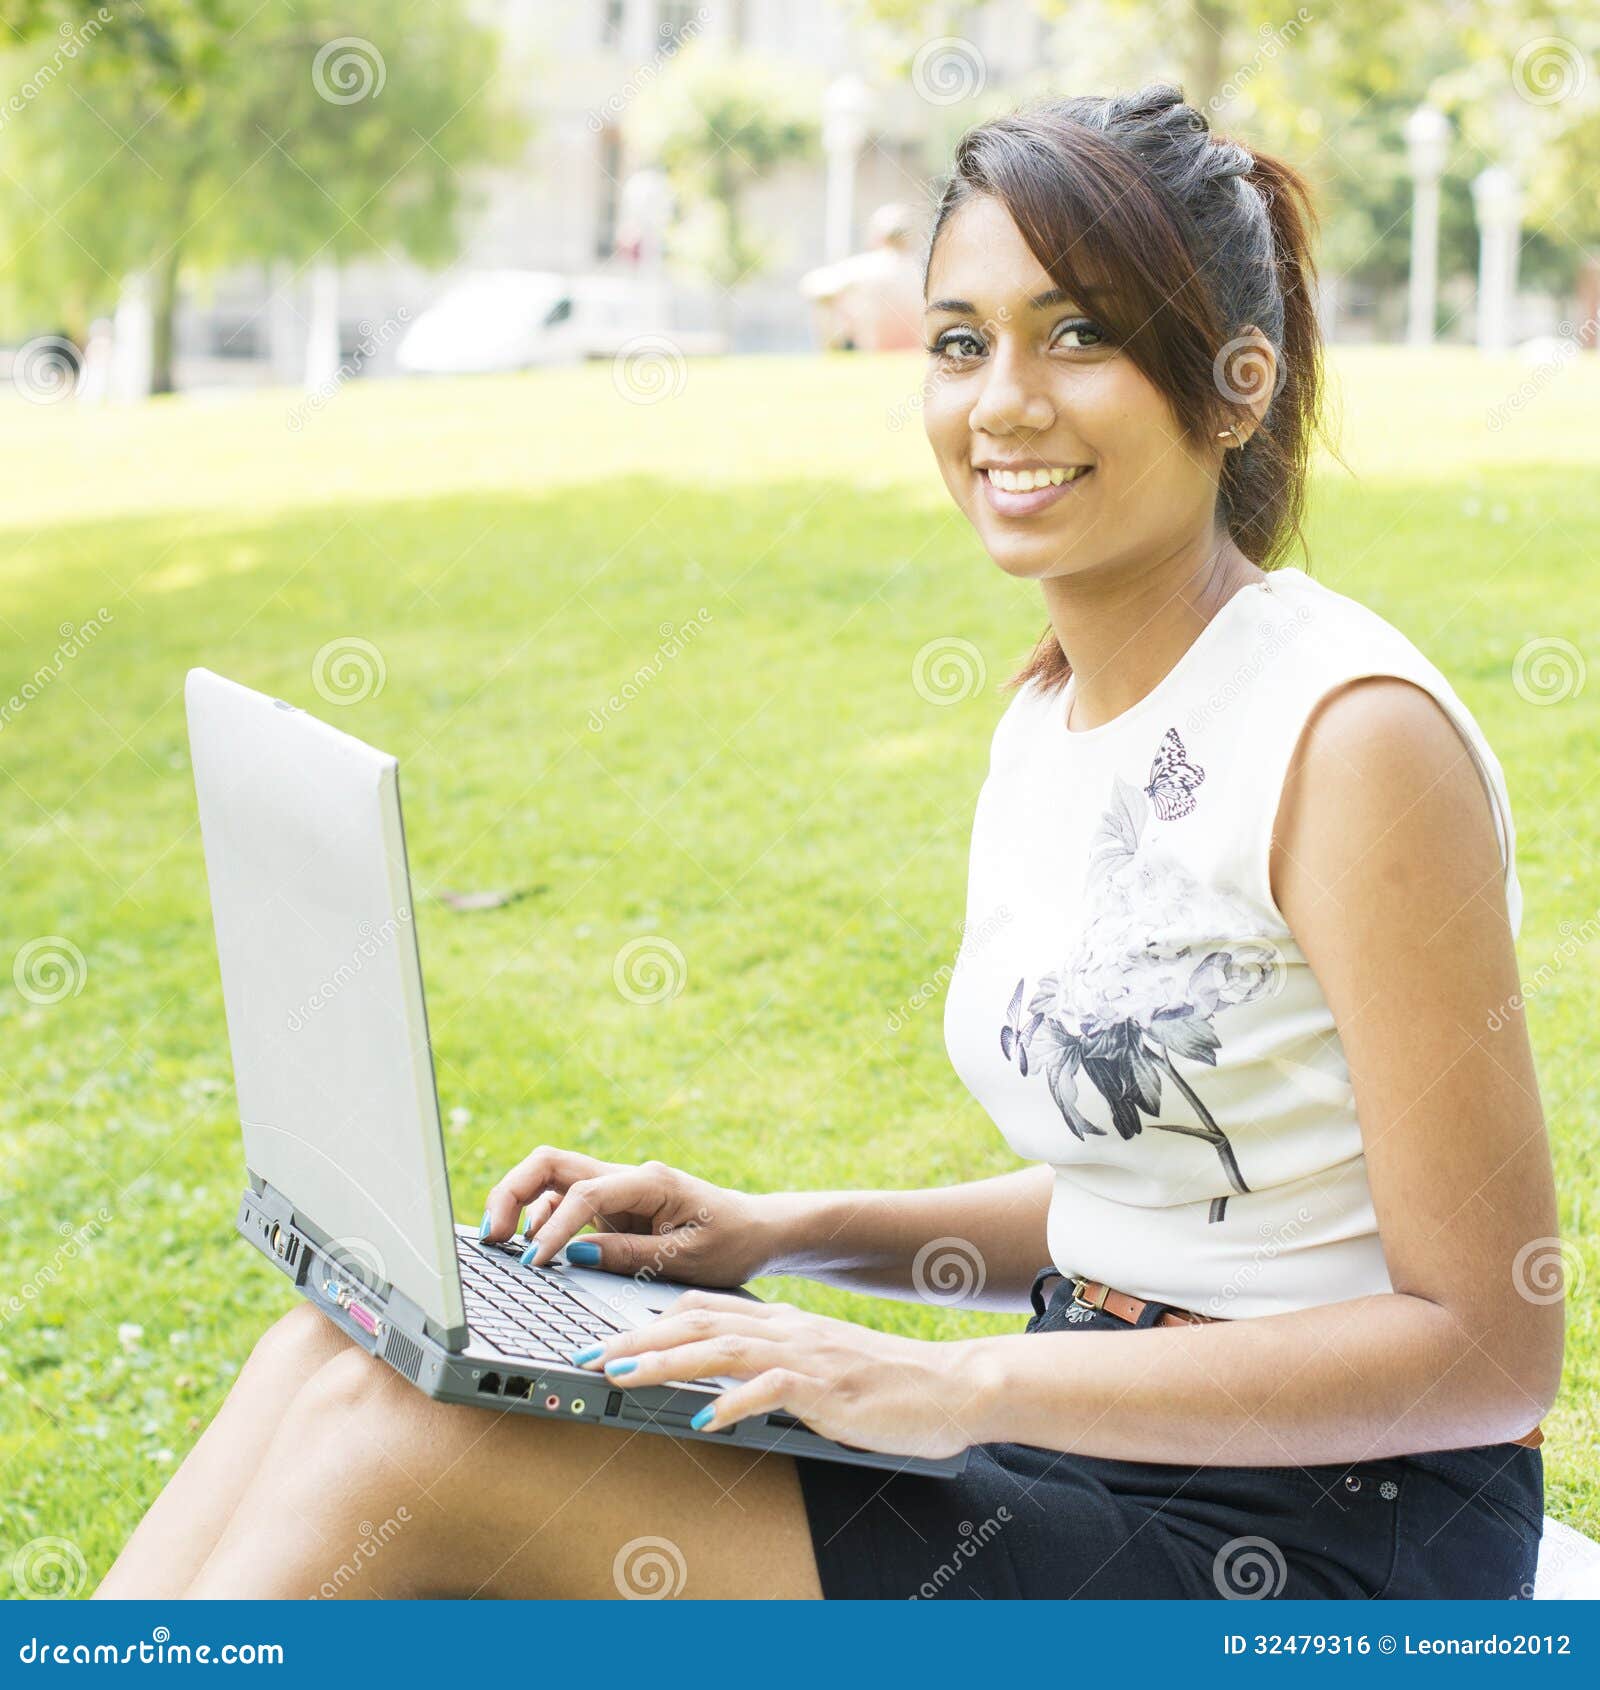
[519,1241,540,1266]
[570,1344,604,1365]
[567,1240,601,1265]
[604,1357,637,1376]
[690,1405,715,1431]
[478,1211,491,1239]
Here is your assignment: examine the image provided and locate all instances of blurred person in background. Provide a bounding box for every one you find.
[802,202,926,351]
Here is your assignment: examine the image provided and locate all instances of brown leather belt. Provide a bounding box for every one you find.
[1066,1277,1545,1450]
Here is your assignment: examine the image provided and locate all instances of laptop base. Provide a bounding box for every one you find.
[239,1180,969,1477]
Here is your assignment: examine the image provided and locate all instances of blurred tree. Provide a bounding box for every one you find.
[852,0,1596,317]
[0,0,523,389]
[628,46,819,328]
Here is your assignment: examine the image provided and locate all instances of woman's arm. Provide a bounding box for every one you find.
[484,1151,1051,1310]
[755,1163,1053,1308]
[965,681,1564,1460]
[580,679,1565,1463]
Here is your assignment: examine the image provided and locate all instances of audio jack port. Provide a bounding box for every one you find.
[570,1398,586,1415]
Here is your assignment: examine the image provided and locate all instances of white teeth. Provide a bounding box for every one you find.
[987,466,1087,492]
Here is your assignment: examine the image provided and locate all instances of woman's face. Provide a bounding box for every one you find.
[921,194,1224,583]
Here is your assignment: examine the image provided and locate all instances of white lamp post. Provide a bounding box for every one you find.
[822,74,873,263]
[1472,166,1523,353]
[1403,106,1450,347]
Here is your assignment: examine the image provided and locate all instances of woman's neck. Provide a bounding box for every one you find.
[1041,537,1265,731]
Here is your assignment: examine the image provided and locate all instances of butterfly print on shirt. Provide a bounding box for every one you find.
[999,978,1044,1077]
[1144,726,1205,820]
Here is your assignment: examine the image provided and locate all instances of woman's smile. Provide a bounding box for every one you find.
[976,461,1095,517]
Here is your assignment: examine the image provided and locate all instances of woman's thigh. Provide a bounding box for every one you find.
[188,1339,823,1599]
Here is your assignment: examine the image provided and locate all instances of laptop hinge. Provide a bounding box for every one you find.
[248,1176,469,1352]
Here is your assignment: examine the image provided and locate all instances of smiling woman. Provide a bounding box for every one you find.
[95,83,1561,1604]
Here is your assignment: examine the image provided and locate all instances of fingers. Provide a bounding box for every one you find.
[524,1165,671,1267]
[582,1334,787,1392]
[572,1307,774,1369]
[539,1224,693,1280]
[482,1146,610,1241]
[690,1368,819,1435]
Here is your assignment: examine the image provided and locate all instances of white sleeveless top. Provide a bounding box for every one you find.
[943,566,1521,1319]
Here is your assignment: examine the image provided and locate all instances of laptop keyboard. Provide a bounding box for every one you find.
[457,1239,628,1360]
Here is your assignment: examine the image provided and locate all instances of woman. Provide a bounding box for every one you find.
[100,85,1561,1601]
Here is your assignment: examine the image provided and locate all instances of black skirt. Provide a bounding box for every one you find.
[796,1270,1544,1600]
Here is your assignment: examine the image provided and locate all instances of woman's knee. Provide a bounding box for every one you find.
[242,1301,351,1389]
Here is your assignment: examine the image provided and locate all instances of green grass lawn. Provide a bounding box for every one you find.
[1,346,1597,1591]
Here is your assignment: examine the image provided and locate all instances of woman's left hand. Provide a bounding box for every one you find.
[573,1291,982,1460]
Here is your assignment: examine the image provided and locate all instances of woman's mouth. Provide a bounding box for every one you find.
[976,463,1094,516]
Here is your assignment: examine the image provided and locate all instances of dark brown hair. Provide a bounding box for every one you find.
[925,83,1327,693]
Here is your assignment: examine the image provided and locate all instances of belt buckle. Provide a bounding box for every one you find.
[1070,1276,1110,1313]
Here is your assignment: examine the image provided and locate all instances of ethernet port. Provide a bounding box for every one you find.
[477,1372,502,1396]
[504,1376,533,1400]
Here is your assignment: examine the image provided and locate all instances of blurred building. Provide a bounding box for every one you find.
[178,0,1058,387]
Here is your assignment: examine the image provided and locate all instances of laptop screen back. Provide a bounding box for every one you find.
[185,669,466,1341]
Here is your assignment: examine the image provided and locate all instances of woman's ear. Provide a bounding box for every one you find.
[1212,324,1279,445]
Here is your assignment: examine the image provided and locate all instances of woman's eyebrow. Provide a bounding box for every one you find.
[925,288,1082,316]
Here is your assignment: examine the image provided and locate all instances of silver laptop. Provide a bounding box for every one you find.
[184,668,965,1477]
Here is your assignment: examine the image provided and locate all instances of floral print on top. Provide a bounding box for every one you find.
[998,730,1283,1223]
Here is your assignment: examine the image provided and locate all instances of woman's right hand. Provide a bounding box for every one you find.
[479,1147,781,1287]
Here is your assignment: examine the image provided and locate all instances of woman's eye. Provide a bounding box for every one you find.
[930,328,985,359]
[1052,318,1106,351]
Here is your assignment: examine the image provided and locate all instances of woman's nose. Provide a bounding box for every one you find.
[969,345,1056,440]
